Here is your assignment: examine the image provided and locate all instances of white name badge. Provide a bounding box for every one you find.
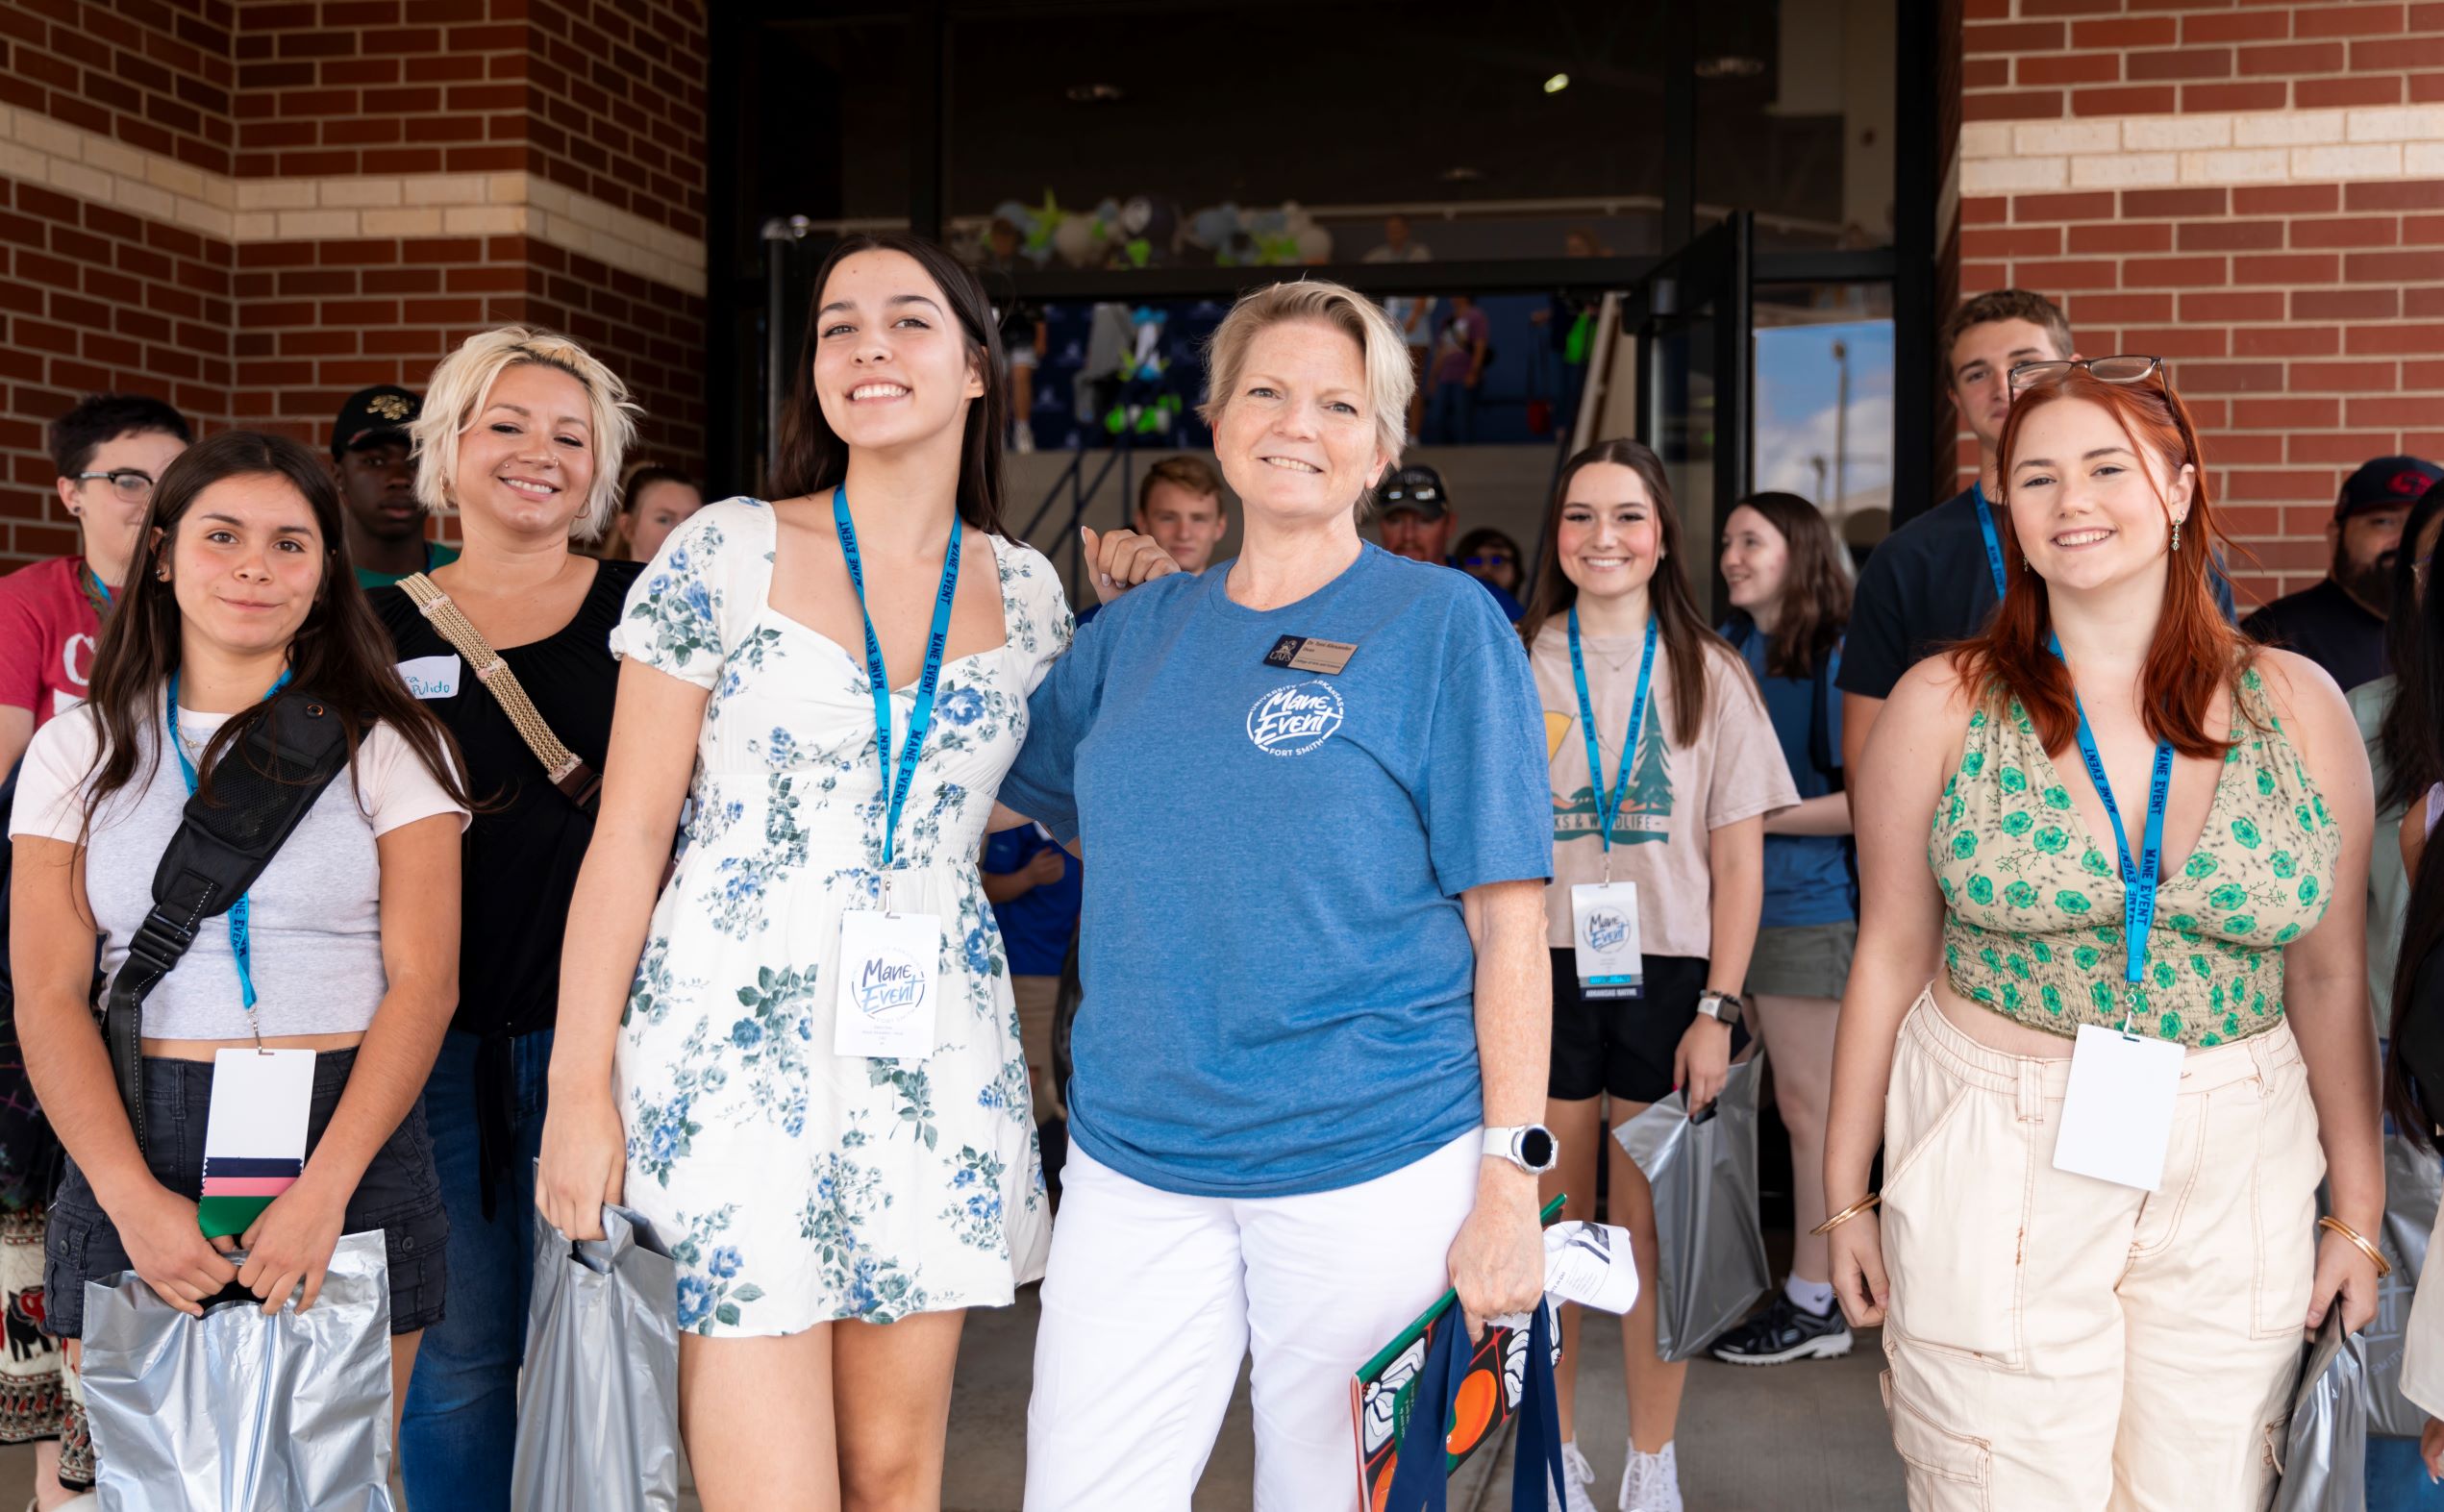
[2053,1023,2185,1191]
[393,654,462,700]
[1572,881,1643,1001]
[204,1048,314,1161]
[834,909,940,1061]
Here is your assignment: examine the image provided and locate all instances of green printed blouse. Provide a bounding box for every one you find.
[1930,668,2338,1047]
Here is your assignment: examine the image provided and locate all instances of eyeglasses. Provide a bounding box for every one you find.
[2008,355,2163,394]
[71,469,157,503]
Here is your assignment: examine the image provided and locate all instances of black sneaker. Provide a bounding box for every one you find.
[1708,1292,1854,1366]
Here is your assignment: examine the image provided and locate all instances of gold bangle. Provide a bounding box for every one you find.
[1810,1194,1881,1236]
[2318,1216,2394,1279]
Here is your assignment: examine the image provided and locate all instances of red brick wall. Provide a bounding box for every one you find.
[0,0,709,567]
[0,0,234,175]
[1954,0,2444,607]
[235,233,703,478]
[0,169,233,559]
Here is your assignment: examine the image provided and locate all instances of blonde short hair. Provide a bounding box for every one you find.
[1197,279,1411,479]
[411,326,640,540]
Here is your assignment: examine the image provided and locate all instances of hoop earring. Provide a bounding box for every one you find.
[2170,518,2182,554]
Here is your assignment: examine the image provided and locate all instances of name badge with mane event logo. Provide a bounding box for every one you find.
[834,904,938,1060]
[1572,881,1643,1000]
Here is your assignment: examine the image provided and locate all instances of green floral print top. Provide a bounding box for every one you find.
[1930,667,2338,1047]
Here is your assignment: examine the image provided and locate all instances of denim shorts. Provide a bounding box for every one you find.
[43,1048,447,1338]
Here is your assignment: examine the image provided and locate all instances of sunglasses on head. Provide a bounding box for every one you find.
[2007,354,2163,394]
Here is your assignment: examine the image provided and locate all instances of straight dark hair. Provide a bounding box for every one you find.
[2378,478,2444,816]
[769,233,1010,536]
[2387,831,2444,1150]
[1722,491,1851,679]
[1519,438,1731,747]
[79,431,473,827]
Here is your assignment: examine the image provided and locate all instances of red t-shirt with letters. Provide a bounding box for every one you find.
[0,558,103,729]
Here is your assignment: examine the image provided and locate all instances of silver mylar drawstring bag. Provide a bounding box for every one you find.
[80,1228,394,1512]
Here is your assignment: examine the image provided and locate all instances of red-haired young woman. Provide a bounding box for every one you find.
[1822,360,2382,1508]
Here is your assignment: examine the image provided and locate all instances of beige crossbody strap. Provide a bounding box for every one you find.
[400,572,602,811]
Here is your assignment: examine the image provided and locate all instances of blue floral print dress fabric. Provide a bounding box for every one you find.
[608,498,1064,1333]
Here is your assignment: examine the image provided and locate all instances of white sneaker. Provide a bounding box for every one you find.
[1620,1440,1683,1512]
[1547,1439,1601,1512]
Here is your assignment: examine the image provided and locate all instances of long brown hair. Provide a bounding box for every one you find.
[1948,370,2250,760]
[1519,438,1731,746]
[770,233,1009,535]
[1724,491,1851,679]
[78,432,473,826]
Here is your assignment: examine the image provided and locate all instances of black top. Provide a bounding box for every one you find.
[1839,484,2239,703]
[370,558,641,1039]
[2241,577,2387,692]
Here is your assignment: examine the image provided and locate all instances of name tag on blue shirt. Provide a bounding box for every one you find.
[1261,635,1358,675]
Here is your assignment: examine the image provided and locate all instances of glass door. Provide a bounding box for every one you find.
[1630,212,1754,617]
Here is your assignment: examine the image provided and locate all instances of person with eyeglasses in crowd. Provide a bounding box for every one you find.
[1378,464,1525,622]
[0,392,188,1508]
[2245,456,2443,695]
[1824,357,2382,1508]
[1453,527,1526,602]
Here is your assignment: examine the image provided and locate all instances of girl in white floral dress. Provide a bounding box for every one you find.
[539,236,1086,1511]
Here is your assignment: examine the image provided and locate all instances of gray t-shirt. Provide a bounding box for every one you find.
[11,702,465,1040]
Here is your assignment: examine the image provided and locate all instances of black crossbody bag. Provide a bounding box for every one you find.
[102,694,353,1153]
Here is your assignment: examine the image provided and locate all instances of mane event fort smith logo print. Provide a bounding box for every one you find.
[1247,680,1344,756]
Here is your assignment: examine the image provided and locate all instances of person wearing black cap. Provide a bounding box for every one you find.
[1378,462,1525,621]
[333,384,460,588]
[2244,455,2443,692]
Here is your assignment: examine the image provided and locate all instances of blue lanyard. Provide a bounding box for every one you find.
[1566,607,1658,880]
[1972,482,2008,602]
[834,485,961,872]
[163,667,292,1021]
[2054,642,2174,1029]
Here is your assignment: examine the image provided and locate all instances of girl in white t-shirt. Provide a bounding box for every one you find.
[7,431,470,1439]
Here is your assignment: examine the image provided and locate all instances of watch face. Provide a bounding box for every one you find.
[1519,1127,1556,1169]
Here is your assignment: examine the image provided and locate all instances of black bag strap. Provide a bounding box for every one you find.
[1808,650,1844,794]
[103,693,353,1152]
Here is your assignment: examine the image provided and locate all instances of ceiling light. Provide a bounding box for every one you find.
[1695,56,1765,79]
[1064,83,1125,103]
[1440,165,1484,182]
[1544,72,1570,93]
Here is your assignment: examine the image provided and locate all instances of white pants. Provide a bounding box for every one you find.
[1024,1131,1483,1511]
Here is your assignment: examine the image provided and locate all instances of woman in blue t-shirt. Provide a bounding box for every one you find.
[999,278,1557,1510]
[1708,491,1859,1371]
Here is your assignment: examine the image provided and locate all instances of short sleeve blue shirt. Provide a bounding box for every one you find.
[999,545,1552,1198]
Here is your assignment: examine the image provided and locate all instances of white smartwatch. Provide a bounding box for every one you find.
[1696,989,1745,1029]
[1484,1125,1559,1175]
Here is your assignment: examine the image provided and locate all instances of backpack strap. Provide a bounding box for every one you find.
[401,572,601,813]
[103,694,353,1152]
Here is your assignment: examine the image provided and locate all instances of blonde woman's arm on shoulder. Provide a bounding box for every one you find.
[2257,647,2383,1332]
[537,658,705,1241]
[1824,655,1971,1327]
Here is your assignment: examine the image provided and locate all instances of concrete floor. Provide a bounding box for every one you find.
[0,1286,1905,1511]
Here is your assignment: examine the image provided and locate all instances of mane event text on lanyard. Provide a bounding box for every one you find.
[2046,636,2185,1192]
[1566,607,1658,1000]
[832,485,960,1061]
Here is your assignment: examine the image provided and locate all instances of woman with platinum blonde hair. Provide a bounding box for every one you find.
[362,325,644,1510]
[1001,279,1558,1509]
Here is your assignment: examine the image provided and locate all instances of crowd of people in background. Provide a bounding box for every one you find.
[0,232,2436,1512]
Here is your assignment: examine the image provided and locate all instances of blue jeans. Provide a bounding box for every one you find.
[2371,1434,2442,1502]
[1425,380,1476,444]
[400,1028,553,1512]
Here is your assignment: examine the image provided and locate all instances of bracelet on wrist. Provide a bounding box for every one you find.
[1810,1193,1880,1236]
[2317,1215,2393,1278]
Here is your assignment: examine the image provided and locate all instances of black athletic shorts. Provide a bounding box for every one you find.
[1548,949,1712,1103]
[44,1047,447,1338]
